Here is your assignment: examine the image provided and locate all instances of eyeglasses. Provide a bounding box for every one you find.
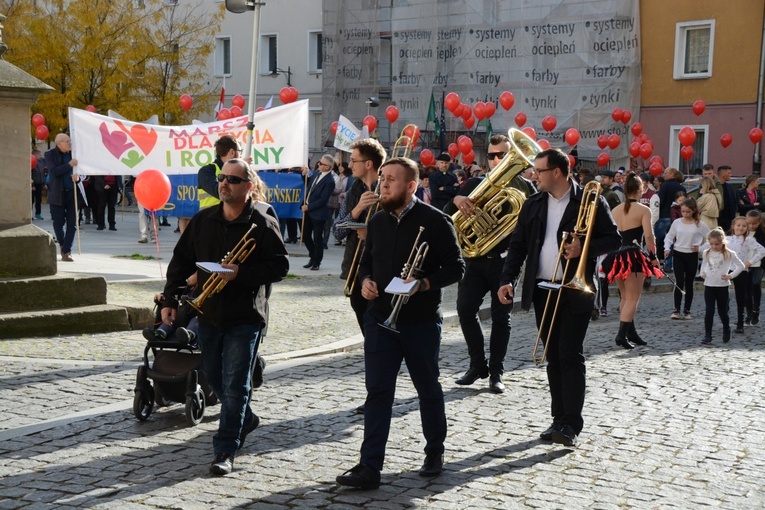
[532,167,555,175]
[318,162,331,167]
[350,158,369,164]
[217,174,250,184]
[487,151,507,160]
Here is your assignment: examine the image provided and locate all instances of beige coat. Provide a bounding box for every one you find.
[697,189,721,229]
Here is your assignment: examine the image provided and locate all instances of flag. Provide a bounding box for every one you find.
[439,91,446,152]
[213,76,226,117]
[426,91,437,132]
[264,95,274,110]
[333,115,362,152]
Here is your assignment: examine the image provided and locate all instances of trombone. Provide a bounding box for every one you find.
[380,226,429,332]
[185,224,257,314]
[532,181,601,365]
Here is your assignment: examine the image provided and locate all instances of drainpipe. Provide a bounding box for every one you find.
[755,8,765,175]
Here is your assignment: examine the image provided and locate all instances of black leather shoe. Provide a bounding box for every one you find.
[354,404,365,414]
[489,374,505,394]
[302,261,314,268]
[336,463,380,489]
[210,453,234,475]
[238,413,260,450]
[252,355,266,389]
[552,424,578,447]
[311,264,320,270]
[418,453,443,477]
[723,328,731,344]
[539,423,560,441]
[455,366,489,385]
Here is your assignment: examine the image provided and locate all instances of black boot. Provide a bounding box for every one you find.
[752,310,760,326]
[626,322,647,346]
[735,309,744,333]
[723,327,731,344]
[615,321,634,349]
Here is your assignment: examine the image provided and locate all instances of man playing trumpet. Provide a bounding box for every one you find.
[336,157,464,489]
[497,148,620,447]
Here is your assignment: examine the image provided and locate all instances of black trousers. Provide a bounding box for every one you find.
[704,286,730,333]
[96,186,119,228]
[456,256,512,374]
[32,186,43,215]
[672,250,698,313]
[303,215,325,265]
[532,283,590,435]
[732,272,749,326]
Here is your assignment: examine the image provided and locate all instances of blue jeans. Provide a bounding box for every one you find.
[750,267,763,313]
[50,192,77,254]
[198,322,262,456]
[360,311,446,474]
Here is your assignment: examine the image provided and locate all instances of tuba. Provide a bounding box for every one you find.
[451,128,539,258]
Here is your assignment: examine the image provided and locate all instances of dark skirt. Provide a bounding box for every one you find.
[603,246,664,283]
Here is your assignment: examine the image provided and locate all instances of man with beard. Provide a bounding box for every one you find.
[336,157,464,489]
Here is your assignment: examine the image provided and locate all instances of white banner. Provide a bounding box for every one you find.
[70,100,309,175]
[333,114,362,152]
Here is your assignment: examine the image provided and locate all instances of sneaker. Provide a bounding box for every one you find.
[734,327,744,334]
[336,463,380,489]
[600,307,607,317]
[138,236,148,244]
[34,214,44,220]
[670,311,682,320]
[683,312,692,320]
[142,327,166,342]
[752,312,760,325]
[210,453,234,475]
[701,336,712,345]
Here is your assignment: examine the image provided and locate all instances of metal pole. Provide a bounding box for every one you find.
[244,2,265,159]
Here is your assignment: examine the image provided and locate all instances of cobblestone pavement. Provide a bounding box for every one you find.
[1,290,764,509]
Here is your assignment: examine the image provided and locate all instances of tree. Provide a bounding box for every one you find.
[1,0,224,141]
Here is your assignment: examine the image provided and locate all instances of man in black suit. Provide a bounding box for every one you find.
[301,155,336,270]
[498,148,620,447]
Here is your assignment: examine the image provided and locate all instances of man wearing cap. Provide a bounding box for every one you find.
[598,170,621,210]
[429,153,459,211]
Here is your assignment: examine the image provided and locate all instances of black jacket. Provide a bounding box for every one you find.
[500,181,621,311]
[44,147,74,206]
[736,187,764,215]
[359,199,465,324]
[164,198,289,327]
[657,179,686,219]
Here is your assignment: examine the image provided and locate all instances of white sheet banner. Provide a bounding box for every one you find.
[70,100,309,175]
[333,115,362,152]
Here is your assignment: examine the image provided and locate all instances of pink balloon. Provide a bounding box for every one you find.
[134,169,171,211]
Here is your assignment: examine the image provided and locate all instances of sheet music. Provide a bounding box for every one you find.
[385,277,418,296]
[196,262,235,274]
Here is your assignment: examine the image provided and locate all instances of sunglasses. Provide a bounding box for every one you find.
[217,174,249,184]
[488,151,507,160]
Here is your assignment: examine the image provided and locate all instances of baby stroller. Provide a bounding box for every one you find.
[133,289,216,426]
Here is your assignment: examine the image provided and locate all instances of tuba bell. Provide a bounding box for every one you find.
[451,128,539,258]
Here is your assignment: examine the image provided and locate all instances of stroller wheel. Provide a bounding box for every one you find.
[185,388,206,426]
[133,388,154,421]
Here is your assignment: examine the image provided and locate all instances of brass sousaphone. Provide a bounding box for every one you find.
[451,128,540,258]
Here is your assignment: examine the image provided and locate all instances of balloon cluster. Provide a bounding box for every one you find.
[279,87,299,104]
[31,113,49,140]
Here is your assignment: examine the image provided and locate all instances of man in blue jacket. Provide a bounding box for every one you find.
[45,134,79,262]
[301,154,336,270]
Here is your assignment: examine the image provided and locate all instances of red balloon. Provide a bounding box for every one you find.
[457,136,473,155]
[639,142,653,160]
[403,125,421,148]
[649,155,664,168]
[473,102,486,121]
[565,128,580,146]
[620,110,632,124]
[445,92,461,112]
[521,126,537,141]
[597,153,611,167]
[611,108,623,122]
[461,106,472,122]
[217,108,232,120]
[649,162,663,177]
[568,154,576,169]
[720,133,733,148]
[452,104,464,118]
[692,100,706,116]
[463,150,475,165]
[385,105,399,123]
[628,141,641,158]
[278,87,292,103]
[749,127,763,144]
[230,105,243,117]
[31,113,45,127]
[363,115,378,132]
[134,169,171,212]
[537,139,551,150]
[607,134,621,150]
[179,94,193,111]
[541,116,557,132]
[514,112,527,127]
[232,94,245,109]
[631,122,643,136]
[30,154,37,169]
[448,143,459,159]
[35,125,49,140]
[638,133,649,144]
[420,149,435,166]
[597,135,609,150]
[499,91,515,111]
[680,145,694,160]
[484,102,496,119]
[85,105,97,113]
[330,121,339,135]
[463,114,475,129]
[678,126,696,147]
[288,87,299,102]
[256,106,266,113]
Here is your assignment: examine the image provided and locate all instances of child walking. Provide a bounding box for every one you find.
[727,217,765,333]
[745,210,765,325]
[699,229,745,344]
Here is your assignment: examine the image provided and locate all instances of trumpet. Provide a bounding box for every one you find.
[532,181,601,365]
[185,224,257,314]
[379,226,429,333]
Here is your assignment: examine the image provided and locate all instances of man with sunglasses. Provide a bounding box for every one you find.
[445,134,531,393]
[198,135,246,211]
[301,154,336,270]
[163,159,289,475]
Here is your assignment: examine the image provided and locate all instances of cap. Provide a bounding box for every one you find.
[436,153,451,162]
[600,169,616,178]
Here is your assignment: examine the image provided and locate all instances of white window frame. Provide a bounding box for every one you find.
[259,33,278,75]
[674,20,715,80]
[214,36,232,77]
[308,30,323,74]
[668,124,709,169]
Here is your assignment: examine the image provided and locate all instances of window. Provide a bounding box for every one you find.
[260,34,277,74]
[214,36,231,76]
[674,20,715,79]
[308,31,323,73]
[669,125,708,172]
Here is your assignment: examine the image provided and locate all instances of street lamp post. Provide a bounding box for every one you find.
[270,66,292,86]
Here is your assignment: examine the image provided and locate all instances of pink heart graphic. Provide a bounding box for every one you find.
[114,120,158,155]
[99,123,135,160]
